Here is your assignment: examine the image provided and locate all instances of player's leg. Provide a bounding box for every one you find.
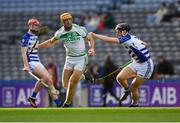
[28,81,44,108]
[62,56,74,89]
[61,69,73,107]
[62,69,73,89]
[116,65,136,101]
[130,90,138,107]
[27,62,44,107]
[63,69,83,107]
[116,66,135,89]
[32,63,61,107]
[62,56,86,107]
[129,76,146,107]
[129,59,154,107]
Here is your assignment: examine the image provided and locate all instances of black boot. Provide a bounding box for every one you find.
[120,88,130,101]
[61,102,72,108]
[28,97,37,108]
[129,103,139,107]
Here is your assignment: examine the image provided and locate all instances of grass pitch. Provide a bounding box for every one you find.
[0,107,180,122]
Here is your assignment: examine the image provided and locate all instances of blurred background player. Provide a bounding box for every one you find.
[20,18,61,107]
[156,55,174,76]
[45,55,58,107]
[102,55,121,107]
[91,23,154,107]
[38,13,95,107]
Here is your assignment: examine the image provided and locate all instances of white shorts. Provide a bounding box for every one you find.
[64,55,88,71]
[28,61,46,72]
[128,59,154,79]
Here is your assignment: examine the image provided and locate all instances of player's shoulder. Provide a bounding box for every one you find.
[56,26,64,32]
[131,35,141,42]
[119,33,131,43]
[20,33,31,46]
[73,24,88,37]
[131,35,138,39]
[22,32,31,40]
[22,32,31,38]
[55,26,64,35]
[73,24,86,30]
[72,24,81,28]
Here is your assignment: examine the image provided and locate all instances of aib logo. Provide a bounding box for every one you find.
[138,86,150,106]
[2,87,15,106]
[89,85,103,106]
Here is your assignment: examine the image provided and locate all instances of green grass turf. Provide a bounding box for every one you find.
[0,107,180,122]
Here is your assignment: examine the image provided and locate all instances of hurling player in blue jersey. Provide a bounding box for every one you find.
[20,18,61,107]
[91,23,154,107]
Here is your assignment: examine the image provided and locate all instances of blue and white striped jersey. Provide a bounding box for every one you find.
[20,32,40,62]
[118,33,151,63]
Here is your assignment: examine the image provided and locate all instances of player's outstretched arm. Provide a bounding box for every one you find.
[91,32,119,44]
[86,33,95,56]
[38,37,58,48]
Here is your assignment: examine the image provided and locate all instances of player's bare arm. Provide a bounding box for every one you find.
[86,33,95,56]
[21,47,30,72]
[91,32,119,44]
[38,37,58,48]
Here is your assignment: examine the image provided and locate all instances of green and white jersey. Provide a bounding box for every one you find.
[54,24,88,57]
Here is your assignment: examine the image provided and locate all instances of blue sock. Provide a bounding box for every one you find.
[54,99,61,107]
[31,91,37,98]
